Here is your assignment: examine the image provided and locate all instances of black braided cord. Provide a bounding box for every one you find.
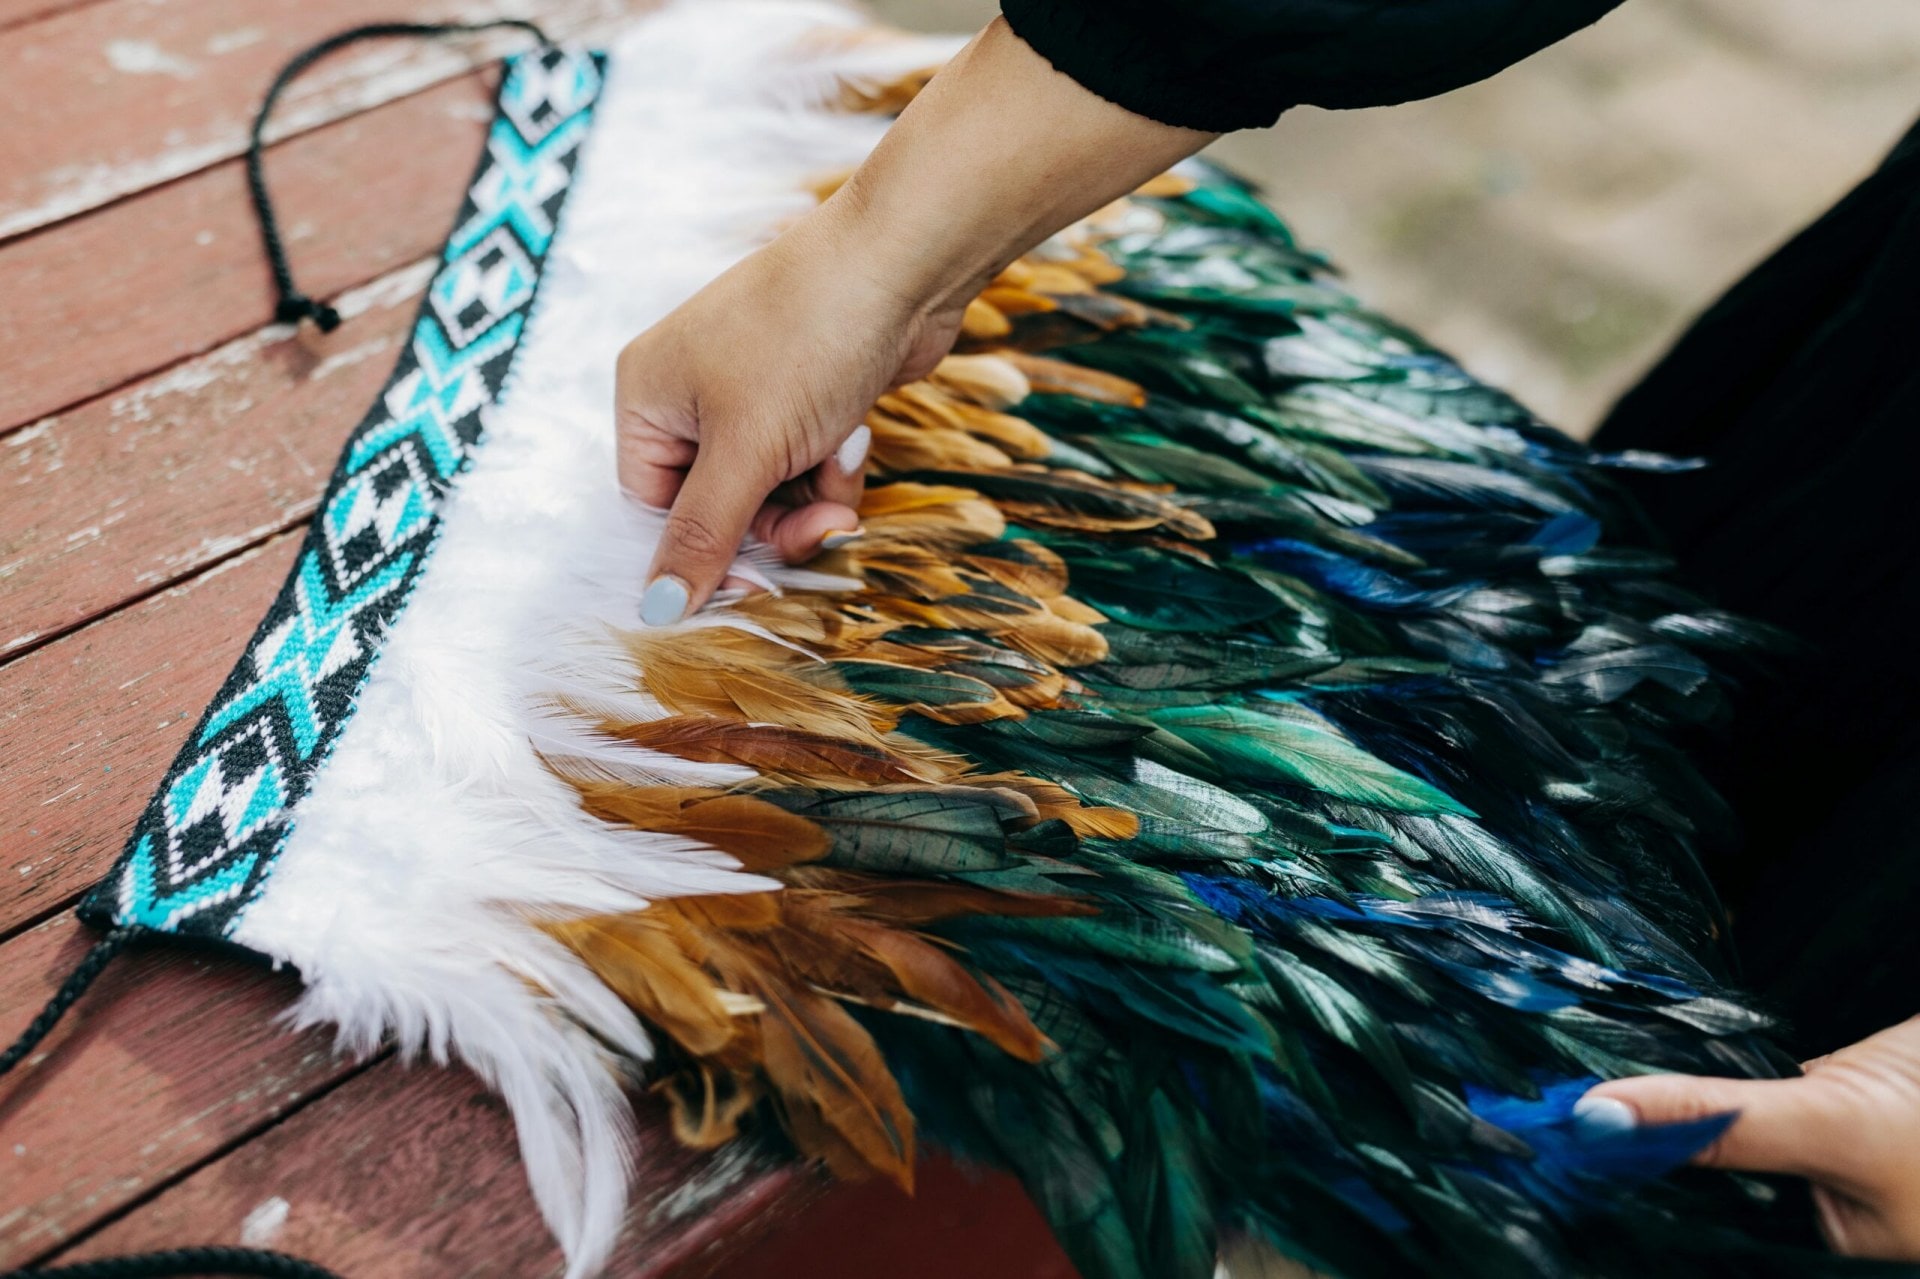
[0,926,142,1077]
[0,1248,345,1279]
[244,18,554,332]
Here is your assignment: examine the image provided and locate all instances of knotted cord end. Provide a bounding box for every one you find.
[274,293,343,332]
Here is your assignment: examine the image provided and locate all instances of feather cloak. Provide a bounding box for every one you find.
[80,5,1839,1277]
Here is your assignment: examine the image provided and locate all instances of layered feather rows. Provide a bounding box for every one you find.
[531,141,1809,1276]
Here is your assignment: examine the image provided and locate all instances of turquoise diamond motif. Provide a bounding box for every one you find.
[198,551,413,756]
[163,747,287,853]
[118,834,259,933]
[351,314,524,475]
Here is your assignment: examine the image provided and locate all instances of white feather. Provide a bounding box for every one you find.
[231,5,960,1274]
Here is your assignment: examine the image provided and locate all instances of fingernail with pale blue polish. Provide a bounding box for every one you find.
[640,574,689,627]
[819,527,866,550]
[1571,1095,1637,1135]
[836,425,871,475]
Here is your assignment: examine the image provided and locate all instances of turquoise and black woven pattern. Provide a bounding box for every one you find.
[81,46,606,938]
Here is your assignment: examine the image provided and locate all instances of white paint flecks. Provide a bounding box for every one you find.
[140,527,280,587]
[307,337,402,384]
[336,258,439,318]
[238,1196,290,1247]
[102,256,435,427]
[21,143,242,245]
[106,342,250,424]
[104,40,198,79]
[644,1141,774,1225]
[205,27,267,56]
[3,419,57,450]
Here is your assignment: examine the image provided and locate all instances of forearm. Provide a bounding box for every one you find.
[814,18,1216,314]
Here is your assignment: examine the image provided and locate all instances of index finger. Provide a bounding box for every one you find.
[641,442,779,626]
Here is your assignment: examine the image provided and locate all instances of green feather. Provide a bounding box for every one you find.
[1090,627,1340,691]
[984,913,1242,974]
[983,709,1155,752]
[1061,331,1272,411]
[1072,758,1270,835]
[827,660,1002,711]
[770,791,1020,874]
[1049,545,1295,633]
[1142,402,1389,506]
[1124,1087,1219,1279]
[1258,945,1418,1110]
[1147,703,1474,817]
[1164,180,1301,237]
[1078,432,1280,494]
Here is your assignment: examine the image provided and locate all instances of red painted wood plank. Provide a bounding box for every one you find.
[670,1160,1076,1279]
[0,533,300,938]
[52,1033,1072,1279]
[50,1052,811,1277]
[0,71,487,434]
[1,263,429,660]
[0,912,352,1266]
[0,0,635,242]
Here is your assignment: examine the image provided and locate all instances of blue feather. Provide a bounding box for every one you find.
[1464,1077,1736,1213]
[1239,538,1475,611]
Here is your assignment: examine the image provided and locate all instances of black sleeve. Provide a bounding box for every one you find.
[999,0,1626,132]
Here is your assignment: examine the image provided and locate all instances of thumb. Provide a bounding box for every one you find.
[1582,1073,1833,1179]
[642,442,776,626]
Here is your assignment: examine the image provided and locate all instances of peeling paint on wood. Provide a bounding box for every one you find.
[238,1195,291,1247]
[0,76,491,432]
[104,38,198,78]
[643,1139,786,1226]
[49,1059,715,1277]
[0,0,640,242]
[0,263,428,662]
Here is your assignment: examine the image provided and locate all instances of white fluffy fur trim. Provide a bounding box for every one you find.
[231,5,960,1274]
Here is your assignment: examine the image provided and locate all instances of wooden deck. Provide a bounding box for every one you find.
[0,2,1074,1273]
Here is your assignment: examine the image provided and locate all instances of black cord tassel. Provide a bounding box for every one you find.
[244,19,554,333]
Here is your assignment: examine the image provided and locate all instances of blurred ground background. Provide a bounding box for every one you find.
[871,0,1920,435]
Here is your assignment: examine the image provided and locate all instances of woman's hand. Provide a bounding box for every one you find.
[615,209,966,626]
[1579,1016,1920,1259]
[616,17,1214,626]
